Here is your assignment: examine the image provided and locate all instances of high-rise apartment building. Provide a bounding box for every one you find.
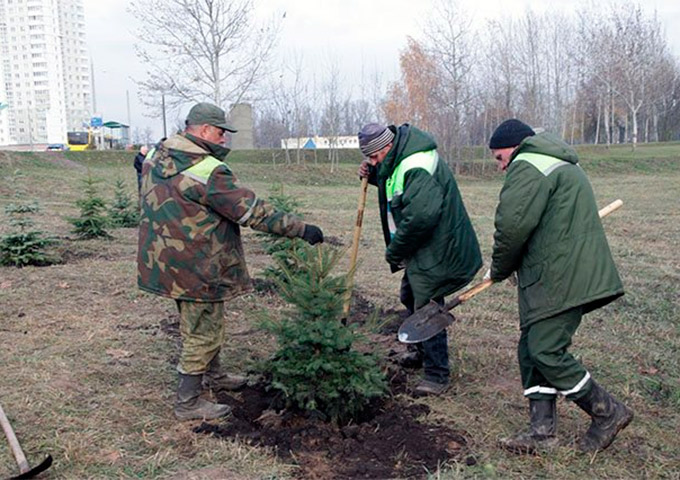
[0,0,91,147]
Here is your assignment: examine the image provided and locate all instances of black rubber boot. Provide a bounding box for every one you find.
[174,373,231,421]
[500,399,559,454]
[574,381,634,452]
[202,353,247,392]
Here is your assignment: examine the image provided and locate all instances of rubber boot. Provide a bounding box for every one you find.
[500,399,559,454]
[202,354,247,392]
[174,373,231,421]
[574,381,633,452]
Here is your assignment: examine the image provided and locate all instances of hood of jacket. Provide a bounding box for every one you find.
[378,124,438,179]
[152,133,230,179]
[511,131,579,165]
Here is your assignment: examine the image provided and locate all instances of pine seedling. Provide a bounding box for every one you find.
[259,183,306,282]
[0,170,58,267]
[68,171,112,239]
[259,244,387,424]
[109,179,139,227]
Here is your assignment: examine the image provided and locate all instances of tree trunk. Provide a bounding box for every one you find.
[630,107,638,152]
[643,115,649,143]
[581,109,586,144]
[609,91,615,146]
[594,98,601,145]
[653,109,659,143]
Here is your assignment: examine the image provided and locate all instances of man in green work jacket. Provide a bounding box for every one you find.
[358,123,482,395]
[486,118,633,453]
[138,102,324,421]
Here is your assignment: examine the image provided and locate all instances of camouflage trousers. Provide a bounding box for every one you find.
[175,300,224,375]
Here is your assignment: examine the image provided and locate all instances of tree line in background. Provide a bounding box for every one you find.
[254,1,680,160]
[131,0,680,159]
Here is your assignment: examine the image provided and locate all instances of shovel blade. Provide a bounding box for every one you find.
[398,300,456,344]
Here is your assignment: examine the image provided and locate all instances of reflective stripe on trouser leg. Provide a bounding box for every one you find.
[520,306,592,401]
[176,300,225,375]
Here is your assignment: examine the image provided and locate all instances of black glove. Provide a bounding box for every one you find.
[301,224,324,245]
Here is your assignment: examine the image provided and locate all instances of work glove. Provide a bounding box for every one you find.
[301,224,324,245]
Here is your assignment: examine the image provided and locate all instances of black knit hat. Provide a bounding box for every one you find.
[489,119,535,149]
[358,123,395,156]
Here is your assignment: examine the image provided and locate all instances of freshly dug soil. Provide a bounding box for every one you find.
[195,370,474,479]
[182,285,475,478]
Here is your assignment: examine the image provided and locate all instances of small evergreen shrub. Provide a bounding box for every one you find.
[259,244,387,424]
[68,172,112,239]
[0,171,58,267]
[108,179,139,227]
[259,183,305,282]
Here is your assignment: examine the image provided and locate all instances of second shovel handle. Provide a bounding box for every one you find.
[342,176,369,317]
[445,198,623,310]
[598,199,623,218]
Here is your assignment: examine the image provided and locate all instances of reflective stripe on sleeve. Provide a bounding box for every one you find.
[237,198,257,225]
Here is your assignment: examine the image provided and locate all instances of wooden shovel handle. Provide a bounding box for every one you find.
[449,198,624,309]
[342,176,370,318]
[457,279,494,303]
[598,198,623,218]
[0,403,30,473]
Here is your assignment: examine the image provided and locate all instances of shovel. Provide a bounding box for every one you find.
[398,199,624,344]
[0,402,52,479]
[341,176,369,321]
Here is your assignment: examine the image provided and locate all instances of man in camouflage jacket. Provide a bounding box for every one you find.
[138,102,324,420]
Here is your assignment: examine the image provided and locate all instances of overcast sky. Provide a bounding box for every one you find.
[84,0,680,141]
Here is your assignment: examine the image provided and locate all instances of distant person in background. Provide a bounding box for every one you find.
[133,145,149,193]
[356,122,482,396]
[137,102,324,421]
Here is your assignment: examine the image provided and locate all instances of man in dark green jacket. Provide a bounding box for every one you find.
[487,118,633,453]
[138,102,324,421]
[358,123,482,395]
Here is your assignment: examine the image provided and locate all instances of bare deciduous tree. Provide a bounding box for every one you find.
[319,57,344,172]
[423,0,476,164]
[129,0,281,115]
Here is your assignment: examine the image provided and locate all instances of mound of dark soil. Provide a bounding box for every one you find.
[195,375,473,479]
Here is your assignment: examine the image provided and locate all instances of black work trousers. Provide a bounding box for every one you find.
[400,273,450,384]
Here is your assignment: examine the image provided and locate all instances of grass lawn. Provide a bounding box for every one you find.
[0,144,678,479]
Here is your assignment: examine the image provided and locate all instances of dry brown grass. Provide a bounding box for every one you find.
[0,149,678,479]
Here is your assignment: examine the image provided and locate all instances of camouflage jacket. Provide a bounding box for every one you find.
[137,133,307,301]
